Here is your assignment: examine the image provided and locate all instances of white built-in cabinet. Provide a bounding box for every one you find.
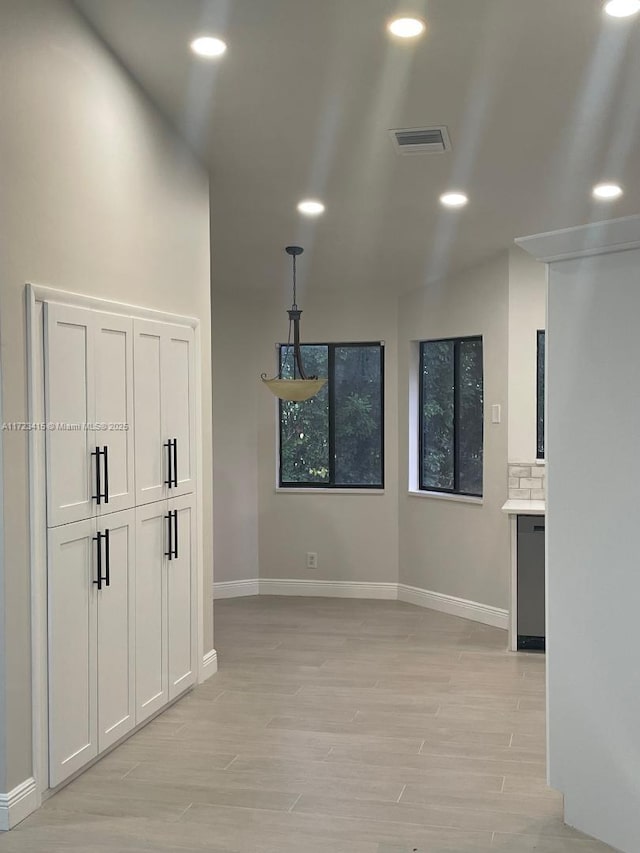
[45,303,136,526]
[48,508,136,787]
[133,320,196,506]
[43,299,198,789]
[135,494,197,724]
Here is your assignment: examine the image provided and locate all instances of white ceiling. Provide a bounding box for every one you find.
[76,0,640,295]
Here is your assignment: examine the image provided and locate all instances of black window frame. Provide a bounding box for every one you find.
[418,335,484,498]
[278,341,385,490]
[537,329,545,460]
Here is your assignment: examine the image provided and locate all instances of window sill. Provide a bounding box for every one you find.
[408,490,483,505]
[275,487,386,495]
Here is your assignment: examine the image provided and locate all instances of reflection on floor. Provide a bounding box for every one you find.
[1,596,614,852]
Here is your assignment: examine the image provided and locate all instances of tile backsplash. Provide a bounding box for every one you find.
[508,462,546,501]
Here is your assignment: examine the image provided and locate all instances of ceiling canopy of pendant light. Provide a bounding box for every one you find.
[261,246,327,402]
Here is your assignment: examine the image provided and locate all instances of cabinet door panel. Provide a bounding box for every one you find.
[98,509,135,751]
[48,518,98,787]
[133,321,166,506]
[45,303,96,526]
[167,495,197,699]
[95,314,135,515]
[163,325,196,498]
[135,502,168,723]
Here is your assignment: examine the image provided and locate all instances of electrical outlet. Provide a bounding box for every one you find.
[306,552,318,569]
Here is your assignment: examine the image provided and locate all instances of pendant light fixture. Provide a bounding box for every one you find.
[261,246,326,402]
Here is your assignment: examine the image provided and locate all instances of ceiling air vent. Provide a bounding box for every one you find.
[390,125,451,154]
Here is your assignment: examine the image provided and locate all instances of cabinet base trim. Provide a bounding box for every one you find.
[0,777,38,831]
[200,649,218,682]
[44,686,194,801]
[517,634,546,652]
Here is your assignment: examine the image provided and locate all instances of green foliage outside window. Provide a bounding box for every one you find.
[279,344,383,488]
[420,337,483,496]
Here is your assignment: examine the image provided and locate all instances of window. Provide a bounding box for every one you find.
[279,343,384,488]
[537,330,545,459]
[419,337,483,497]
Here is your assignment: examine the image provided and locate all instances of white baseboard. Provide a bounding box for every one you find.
[214,579,260,599]
[213,577,507,630]
[398,584,509,629]
[259,579,397,599]
[0,777,38,831]
[199,649,218,682]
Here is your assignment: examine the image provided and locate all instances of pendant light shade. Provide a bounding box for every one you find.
[262,377,326,402]
[261,246,326,401]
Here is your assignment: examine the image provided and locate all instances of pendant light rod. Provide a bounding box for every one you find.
[288,306,307,379]
[284,246,308,379]
[285,245,303,309]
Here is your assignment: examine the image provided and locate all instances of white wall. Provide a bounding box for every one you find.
[0,0,212,792]
[211,286,399,587]
[547,245,640,853]
[398,254,510,609]
[211,290,260,584]
[508,247,547,463]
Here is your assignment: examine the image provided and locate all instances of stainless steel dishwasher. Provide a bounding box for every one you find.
[517,515,545,651]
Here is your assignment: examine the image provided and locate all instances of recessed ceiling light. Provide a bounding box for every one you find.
[190,36,227,58]
[440,192,469,208]
[387,17,426,38]
[297,199,325,216]
[604,0,640,17]
[592,182,623,200]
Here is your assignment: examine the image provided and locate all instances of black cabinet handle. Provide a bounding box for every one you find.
[92,448,102,505]
[103,446,109,504]
[172,438,178,488]
[164,439,174,487]
[165,512,173,560]
[104,528,110,587]
[93,531,104,590]
[92,447,108,504]
[173,509,179,560]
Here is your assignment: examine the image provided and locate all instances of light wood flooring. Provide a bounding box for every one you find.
[1,596,615,852]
